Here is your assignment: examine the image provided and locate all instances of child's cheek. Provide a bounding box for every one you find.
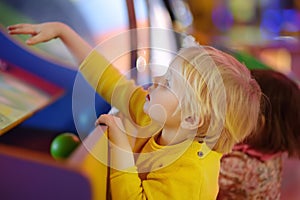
[146,104,167,124]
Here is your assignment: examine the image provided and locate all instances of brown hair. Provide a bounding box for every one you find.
[244,69,300,158]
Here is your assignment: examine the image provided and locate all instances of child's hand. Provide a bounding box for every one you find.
[95,114,131,150]
[7,22,63,45]
[96,114,135,170]
[8,22,92,64]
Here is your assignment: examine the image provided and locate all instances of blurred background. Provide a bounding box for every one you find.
[0,0,299,199]
[1,0,299,80]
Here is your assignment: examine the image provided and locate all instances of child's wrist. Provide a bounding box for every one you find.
[53,22,68,38]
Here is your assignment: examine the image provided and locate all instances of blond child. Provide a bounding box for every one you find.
[8,22,261,200]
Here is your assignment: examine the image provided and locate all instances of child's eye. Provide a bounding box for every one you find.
[151,78,159,88]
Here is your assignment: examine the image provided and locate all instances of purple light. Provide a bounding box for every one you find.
[282,9,300,32]
[212,5,234,32]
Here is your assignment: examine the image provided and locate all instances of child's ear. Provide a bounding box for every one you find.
[180,116,199,130]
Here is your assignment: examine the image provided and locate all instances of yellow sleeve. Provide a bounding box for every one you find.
[79,50,152,152]
[79,50,150,126]
[109,158,206,200]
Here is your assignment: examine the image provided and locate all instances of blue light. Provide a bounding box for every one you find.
[261,9,282,35]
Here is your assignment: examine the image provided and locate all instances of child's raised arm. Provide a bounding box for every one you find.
[8,22,153,152]
[8,22,92,64]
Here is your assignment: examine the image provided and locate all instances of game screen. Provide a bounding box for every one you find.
[0,60,64,134]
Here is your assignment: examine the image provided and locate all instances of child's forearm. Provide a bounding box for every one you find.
[56,22,93,64]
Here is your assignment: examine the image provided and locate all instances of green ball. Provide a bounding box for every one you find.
[50,133,80,160]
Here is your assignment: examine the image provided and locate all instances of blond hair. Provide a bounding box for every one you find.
[177,46,261,154]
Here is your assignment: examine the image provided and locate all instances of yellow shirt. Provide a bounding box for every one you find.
[79,50,222,200]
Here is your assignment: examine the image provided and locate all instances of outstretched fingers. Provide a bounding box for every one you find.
[7,23,43,45]
[7,23,39,36]
[25,34,45,45]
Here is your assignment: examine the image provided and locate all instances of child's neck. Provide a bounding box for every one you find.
[157,127,192,146]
